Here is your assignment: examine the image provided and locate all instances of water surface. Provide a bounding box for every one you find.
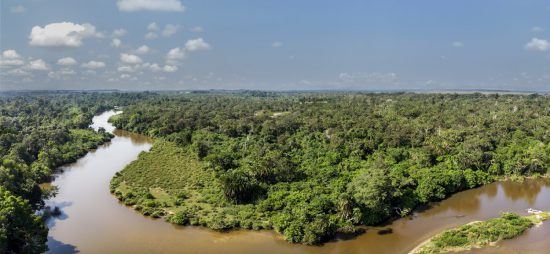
[46,110,550,253]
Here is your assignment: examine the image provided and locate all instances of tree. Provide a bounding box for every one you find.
[0,186,48,254]
[348,167,393,224]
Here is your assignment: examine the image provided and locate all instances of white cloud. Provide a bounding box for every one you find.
[112,28,127,37]
[145,32,158,40]
[135,45,150,54]
[162,24,180,37]
[117,0,185,12]
[117,66,135,73]
[163,65,178,72]
[148,22,159,31]
[452,41,464,47]
[82,60,106,69]
[0,50,25,67]
[57,57,77,66]
[191,26,204,33]
[166,47,185,60]
[10,5,26,13]
[48,68,76,79]
[28,59,49,70]
[525,38,550,51]
[120,53,142,64]
[143,62,162,72]
[185,38,211,51]
[3,50,21,59]
[29,22,102,47]
[112,38,122,48]
[272,41,283,48]
[0,59,25,67]
[120,74,131,79]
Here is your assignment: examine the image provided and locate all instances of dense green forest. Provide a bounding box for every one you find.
[1,92,548,251]
[0,92,149,253]
[110,92,550,244]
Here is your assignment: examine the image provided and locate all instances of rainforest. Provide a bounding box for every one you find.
[1,91,549,253]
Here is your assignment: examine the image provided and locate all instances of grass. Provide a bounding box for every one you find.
[110,140,269,229]
[413,212,550,254]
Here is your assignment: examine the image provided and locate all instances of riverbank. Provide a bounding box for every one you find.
[410,212,550,254]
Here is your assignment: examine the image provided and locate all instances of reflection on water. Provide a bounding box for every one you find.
[500,178,549,205]
[46,110,550,254]
[113,129,153,145]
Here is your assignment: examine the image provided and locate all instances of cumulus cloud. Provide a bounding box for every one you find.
[29,22,102,47]
[117,66,135,73]
[10,5,26,13]
[3,50,21,59]
[112,28,127,37]
[145,32,158,40]
[271,41,283,48]
[48,68,76,79]
[112,38,122,48]
[143,62,162,72]
[166,47,185,60]
[148,22,159,31]
[81,60,106,69]
[163,65,178,72]
[120,53,142,64]
[0,50,25,67]
[162,24,180,37]
[135,45,150,54]
[525,38,550,51]
[185,38,211,51]
[57,57,77,66]
[2,50,22,61]
[150,63,162,72]
[117,0,185,12]
[452,41,464,47]
[28,59,49,70]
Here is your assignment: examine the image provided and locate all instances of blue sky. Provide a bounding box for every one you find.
[1,0,549,91]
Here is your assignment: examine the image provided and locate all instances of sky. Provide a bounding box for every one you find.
[1,0,549,91]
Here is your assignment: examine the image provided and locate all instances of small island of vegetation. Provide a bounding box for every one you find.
[412,211,550,254]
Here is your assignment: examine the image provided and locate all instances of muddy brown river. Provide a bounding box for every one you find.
[46,110,550,254]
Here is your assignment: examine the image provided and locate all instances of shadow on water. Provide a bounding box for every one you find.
[46,237,79,254]
[45,201,72,228]
[330,228,367,242]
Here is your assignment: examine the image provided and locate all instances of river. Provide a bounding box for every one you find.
[46,110,550,254]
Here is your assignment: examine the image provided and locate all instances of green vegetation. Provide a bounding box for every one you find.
[110,92,550,244]
[414,212,550,253]
[0,92,142,253]
[1,91,548,248]
[0,186,48,254]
